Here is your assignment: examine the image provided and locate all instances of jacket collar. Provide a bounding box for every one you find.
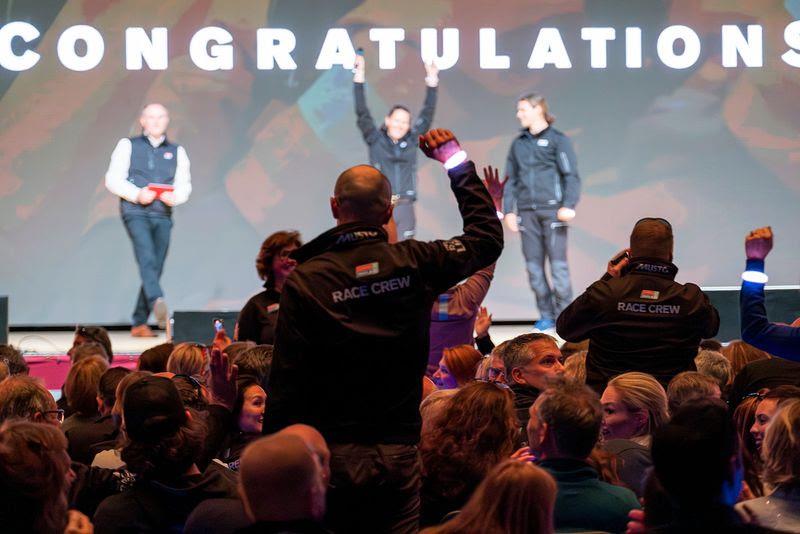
[140,134,170,148]
[536,458,598,481]
[627,257,679,280]
[292,222,388,264]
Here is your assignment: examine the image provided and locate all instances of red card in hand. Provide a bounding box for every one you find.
[147,183,174,198]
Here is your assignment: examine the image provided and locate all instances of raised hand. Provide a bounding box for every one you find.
[424,60,439,87]
[418,129,462,164]
[482,166,508,211]
[353,54,365,84]
[209,348,238,410]
[475,306,492,338]
[745,226,773,260]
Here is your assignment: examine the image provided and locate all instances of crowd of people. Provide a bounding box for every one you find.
[1,129,799,534]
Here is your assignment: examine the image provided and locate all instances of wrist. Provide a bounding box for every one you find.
[443,150,467,170]
[425,76,439,87]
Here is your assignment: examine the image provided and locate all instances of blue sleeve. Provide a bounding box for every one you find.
[740,259,800,360]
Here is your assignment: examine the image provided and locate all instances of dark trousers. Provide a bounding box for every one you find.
[122,213,172,326]
[518,209,572,321]
[326,443,421,534]
[393,198,416,241]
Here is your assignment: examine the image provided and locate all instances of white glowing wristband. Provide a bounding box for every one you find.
[742,271,769,284]
[496,210,505,220]
[443,150,467,170]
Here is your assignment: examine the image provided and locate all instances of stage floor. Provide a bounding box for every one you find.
[10,325,541,356]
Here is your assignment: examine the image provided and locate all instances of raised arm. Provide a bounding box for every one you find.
[411,62,439,135]
[353,54,379,145]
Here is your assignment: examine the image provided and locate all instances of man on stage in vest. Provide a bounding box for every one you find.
[105,103,192,337]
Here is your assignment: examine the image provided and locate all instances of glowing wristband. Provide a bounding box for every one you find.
[443,150,467,170]
[742,271,768,284]
[496,210,505,219]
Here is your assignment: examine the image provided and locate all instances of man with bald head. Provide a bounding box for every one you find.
[557,217,719,391]
[266,129,503,532]
[105,103,192,337]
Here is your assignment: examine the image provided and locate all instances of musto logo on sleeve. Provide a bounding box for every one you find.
[332,275,412,303]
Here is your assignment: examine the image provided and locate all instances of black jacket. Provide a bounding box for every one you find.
[265,161,503,444]
[237,286,281,345]
[354,82,437,199]
[502,126,580,213]
[557,258,720,389]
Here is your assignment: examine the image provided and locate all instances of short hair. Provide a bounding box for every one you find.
[606,372,670,438]
[0,344,28,375]
[166,343,209,378]
[501,333,557,374]
[0,361,8,382]
[441,345,484,387]
[0,420,71,533]
[652,399,737,503]
[65,356,109,416]
[234,345,273,383]
[223,341,256,362]
[98,367,131,409]
[533,381,602,459]
[629,218,673,260]
[71,342,109,364]
[563,351,587,384]
[74,326,113,363]
[0,375,56,423]
[255,231,303,285]
[761,399,800,487]
[722,340,771,376]
[137,343,174,373]
[518,92,555,124]
[560,339,589,358]
[699,339,723,352]
[694,350,733,390]
[667,371,720,413]
[387,104,410,117]
[334,166,392,224]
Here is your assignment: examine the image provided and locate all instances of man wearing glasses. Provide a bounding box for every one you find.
[0,374,63,425]
[502,93,581,332]
[105,103,192,337]
[557,218,720,392]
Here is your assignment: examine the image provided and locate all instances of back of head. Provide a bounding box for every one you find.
[234,344,273,383]
[65,355,109,416]
[0,420,70,534]
[0,375,55,423]
[0,344,29,375]
[98,367,131,411]
[333,165,392,225]
[563,351,587,384]
[442,345,484,386]
[694,350,732,391]
[432,460,557,534]
[137,342,174,373]
[112,370,151,426]
[71,342,110,364]
[652,398,737,505]
[75,326,113,363]
[560,339,589,359]
[667,371,720,414]
[699,339,723,352]
[629,218,673,261]
[240,434,325,523]
[534,381,602,459]
[0,361,7,382]
[166,342,209,378]
[607,372,670,438]
[223,341,256,362]
[761,398,800,488]
[722,340,771,376]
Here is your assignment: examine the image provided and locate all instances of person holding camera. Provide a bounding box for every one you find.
[556,217,719,391]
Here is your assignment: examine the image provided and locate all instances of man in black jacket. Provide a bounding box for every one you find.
[557,218,719,391]
[353,53,438,240]
[266,129,503,533]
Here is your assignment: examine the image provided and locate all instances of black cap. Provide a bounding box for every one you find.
[123,376,187,442]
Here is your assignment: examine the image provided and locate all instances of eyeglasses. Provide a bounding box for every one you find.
[43,409,65,424]
[487,367,506,381]
[474,378,511,390]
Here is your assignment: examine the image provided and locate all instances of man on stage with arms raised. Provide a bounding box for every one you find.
[105,104,192,337]
[503,93,580,331]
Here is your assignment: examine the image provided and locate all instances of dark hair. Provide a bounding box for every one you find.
[630,218,673,260]
[699,339,723,352]
[652,399,737,504]
[121,412,207,480]
[762,385,800,403]
[71,342,109,364]
[387,104,410,117]
[255,231,302,286]
[0,420,71,534]
[518,92,555,124]
[234,345,273,384]
[501,333,557,374]
[0,344,28,375]
[172,375,208,411]
[233,377,262,425]
[535,381,602,459]
[137,342,174,373]
[65,356,108,416]
[98,367,131,408]
[223,341,255,362]
[667,371,720,414]
[74,326,113,363]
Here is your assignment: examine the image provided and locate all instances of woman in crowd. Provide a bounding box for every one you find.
[722,340,771,376]
[420,381,518,526]
[734,393,765,498]
[216,377,267,470]
[69,325,113,363]
[0,420,92,533]
[432,344,484,389]
[237,230,302,345]
[62,356,109,443]
[167,342,210,381]
[421,460,557,534]
[563,350,587,383]
[137,342,174,373]
[737,399,800,532]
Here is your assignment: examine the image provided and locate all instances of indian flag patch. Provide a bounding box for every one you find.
[640,290,660,300]
[355,262,379,278]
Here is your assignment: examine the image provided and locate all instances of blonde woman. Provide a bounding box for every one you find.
[166,342,209,380]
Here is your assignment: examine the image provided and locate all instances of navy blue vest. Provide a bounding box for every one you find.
[121,135,180,217]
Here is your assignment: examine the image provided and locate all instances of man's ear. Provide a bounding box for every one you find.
[531,421,548,450]
[380,204,393,226]
[330,197,340,220]
[511,367,527,386]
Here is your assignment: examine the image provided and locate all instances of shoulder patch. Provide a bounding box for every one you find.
[442,239,466,253]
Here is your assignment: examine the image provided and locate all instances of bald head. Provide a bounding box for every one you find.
[331,165,392,226]
[140,103,170,138]
[279,424,330,482]
[239,434,326,523]
[630,218,673,261]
